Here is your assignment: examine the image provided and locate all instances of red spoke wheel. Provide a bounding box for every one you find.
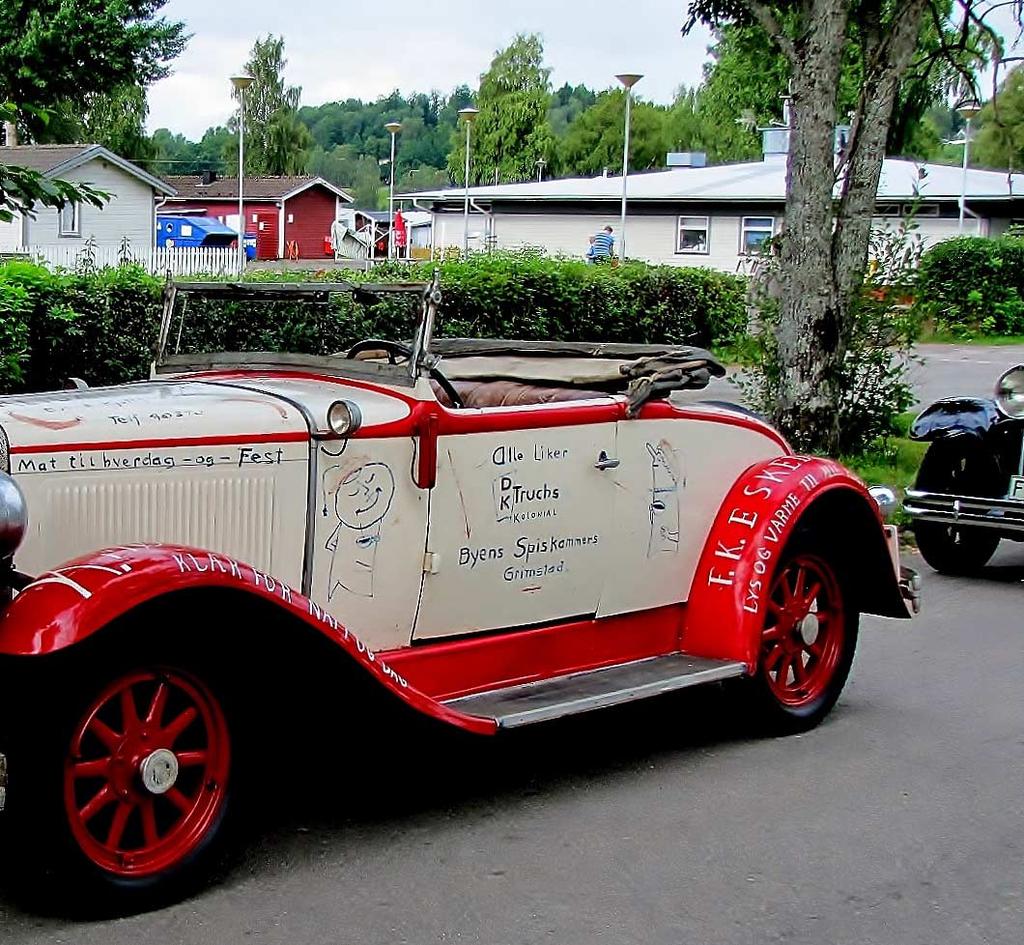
[753,549,858,732]
[63,669,230,879]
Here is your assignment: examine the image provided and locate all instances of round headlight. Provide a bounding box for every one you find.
[996,365,1024,417]
[0,473,27,559]
[327,400,362,437]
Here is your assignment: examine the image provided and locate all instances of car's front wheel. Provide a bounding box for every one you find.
[751,549,858,733]
[913,440,1002,574]
[6,660,234,914]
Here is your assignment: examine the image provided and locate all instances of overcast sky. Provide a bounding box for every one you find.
[147,0,714,139]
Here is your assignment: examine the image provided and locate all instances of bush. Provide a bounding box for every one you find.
[0,253,747,395]
[917,236,1024,335]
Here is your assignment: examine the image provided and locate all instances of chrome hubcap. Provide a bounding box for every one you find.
[799,612,820,647]
[139,748,179,795]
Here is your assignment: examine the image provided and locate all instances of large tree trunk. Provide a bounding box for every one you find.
[754,0,929,455]
[771,0,850,454]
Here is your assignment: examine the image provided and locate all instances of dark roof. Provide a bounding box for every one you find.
[0,143,91,172]
[163,175,353,202]
[0,143,175,194]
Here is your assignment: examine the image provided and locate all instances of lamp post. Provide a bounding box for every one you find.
[536,157,547,182]
[615,74,642,262]
[957,103,981,234]
[385,121,402,259]
[230,73,255,276]
[458,106,479,255]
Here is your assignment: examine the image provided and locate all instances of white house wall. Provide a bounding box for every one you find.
[482,211,777,273]
[24,158,156,250]
[0,212,22,252]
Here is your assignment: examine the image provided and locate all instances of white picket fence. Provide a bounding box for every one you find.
[15,244,241,277]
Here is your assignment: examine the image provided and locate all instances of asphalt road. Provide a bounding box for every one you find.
[679,342,1024,410]
[1,548,1021,944]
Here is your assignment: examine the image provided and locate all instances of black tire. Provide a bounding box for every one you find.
[913,439,1002,575]
[747,544,859,735]
[2,643,237,916]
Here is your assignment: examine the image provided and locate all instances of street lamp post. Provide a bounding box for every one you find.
[957,103,981,234]
[536,157,547,182]
[615,74,642,262]
[458,107,479,256]
[385,121,402,259]
[230,73,255,277]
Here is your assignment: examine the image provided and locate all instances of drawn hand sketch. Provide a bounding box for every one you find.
[324,462,396,600]
[646,442,682,556]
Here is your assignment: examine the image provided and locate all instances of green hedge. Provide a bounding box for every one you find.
[0,253,747,395]
[917,236,1024,335]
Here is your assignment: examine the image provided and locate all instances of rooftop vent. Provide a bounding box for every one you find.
[199,169,218,186]
[666,152,707,168]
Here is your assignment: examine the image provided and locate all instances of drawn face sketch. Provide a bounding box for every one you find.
[646,442,681,556]
[325,462,396,600]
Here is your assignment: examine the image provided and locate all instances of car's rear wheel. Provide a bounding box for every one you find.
[913,440,1002,574]
[6,659,235,914]
[752,549,858,733]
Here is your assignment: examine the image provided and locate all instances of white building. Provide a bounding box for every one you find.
[0,144,174,254]
[408,152,1024,272]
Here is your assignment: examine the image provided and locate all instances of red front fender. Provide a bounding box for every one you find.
[0,544,496,735]
[683,455,906,671]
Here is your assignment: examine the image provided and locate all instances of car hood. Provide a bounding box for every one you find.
[0,381,310,460]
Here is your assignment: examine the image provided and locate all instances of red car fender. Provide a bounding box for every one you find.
[0,544,496,735]
[684,455,890,671]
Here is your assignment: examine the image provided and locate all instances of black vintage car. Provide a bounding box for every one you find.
[905,365,1024,573]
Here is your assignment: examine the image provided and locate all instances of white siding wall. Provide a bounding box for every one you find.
[433,210,780,273]
[23,158,156,250]
[0,212,23,252]
[871,214,985,246]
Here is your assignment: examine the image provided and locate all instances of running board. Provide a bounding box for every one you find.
[442,654,747,729]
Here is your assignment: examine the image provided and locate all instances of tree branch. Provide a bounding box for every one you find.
[741,0,796,59]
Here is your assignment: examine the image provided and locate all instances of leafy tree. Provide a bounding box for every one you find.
[446,33,556,184]
[306,145,383,207]
[235,35,305,175]
[549,83,598,136]
[44,84,155,164]
[0,1,186,138]
[684,0,1005,454]
[557,90,669,176]
[265,108,313,175]
[973,66,1024,170]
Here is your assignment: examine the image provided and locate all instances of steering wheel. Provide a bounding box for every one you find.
[346,339,413,365]
[345,339,464,409]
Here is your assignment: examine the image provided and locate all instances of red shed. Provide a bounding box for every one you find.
[159,174,354,260]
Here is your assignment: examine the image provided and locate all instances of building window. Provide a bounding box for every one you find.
[59,201,80,237]
[741,216,774,254]
[676,216,709,254]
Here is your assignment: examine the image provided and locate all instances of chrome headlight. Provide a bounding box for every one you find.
[0,473,27,559]
[326,400,362,437]
[996,365,1024,417]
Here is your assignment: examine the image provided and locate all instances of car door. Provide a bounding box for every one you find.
[413,410,618,641]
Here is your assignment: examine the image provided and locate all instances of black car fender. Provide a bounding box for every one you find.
[909,397,1005,442]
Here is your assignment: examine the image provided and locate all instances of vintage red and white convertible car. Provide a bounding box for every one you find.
[0,278,919,909]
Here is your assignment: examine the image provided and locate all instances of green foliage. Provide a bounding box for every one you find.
[234,35,306,176]
[0,254,747,395]
[973,66,1024,170]
[0,1,186,137]
[557,91,669,176]
[446,34,556,185]
[917,235,1024,335]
